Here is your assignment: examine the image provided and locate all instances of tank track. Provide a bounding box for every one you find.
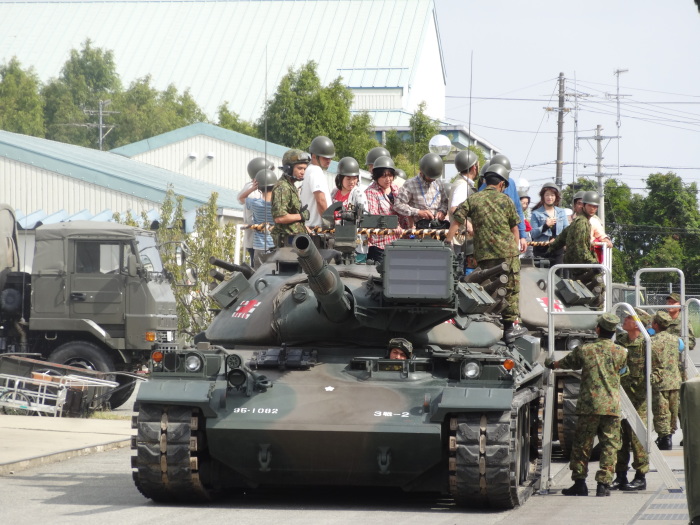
[448,388,540,509]
[131,403,211,502]
[556,377,579,459]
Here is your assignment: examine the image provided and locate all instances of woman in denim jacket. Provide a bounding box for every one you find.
[530,181,569,265]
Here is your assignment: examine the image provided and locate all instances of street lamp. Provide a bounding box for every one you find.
[428,134,452,158]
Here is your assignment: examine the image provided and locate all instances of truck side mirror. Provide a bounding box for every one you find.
[127,254,139,277]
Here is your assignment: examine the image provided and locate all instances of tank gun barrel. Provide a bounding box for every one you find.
[481,275,509,295]
[209,257,254,279]
[463,262,509,284]
[293,235,351,323]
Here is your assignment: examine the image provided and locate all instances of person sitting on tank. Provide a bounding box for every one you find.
[529,181,568,266]
[386,338,413,360]
[364,156,404,263]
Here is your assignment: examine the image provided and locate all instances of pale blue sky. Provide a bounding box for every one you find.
[436,0,700,198]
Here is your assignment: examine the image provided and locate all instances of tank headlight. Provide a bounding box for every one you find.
[227,368,248,389]
[184,353,203,373]
[462,360,481,379]
[566,337,583,351]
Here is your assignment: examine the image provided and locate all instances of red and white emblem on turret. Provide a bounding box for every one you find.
[536,297,564,313]
[232,300,260,319]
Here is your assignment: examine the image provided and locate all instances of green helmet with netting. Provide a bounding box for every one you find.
[281,149,311,180]
[419,153,444,180]
[247,157,274,180]
[387,338,413,359]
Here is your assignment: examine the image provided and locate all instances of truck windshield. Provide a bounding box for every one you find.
[136,233,165,274]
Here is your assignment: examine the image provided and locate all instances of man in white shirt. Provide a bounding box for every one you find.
[448,149,479,257]
[300,135,334,227]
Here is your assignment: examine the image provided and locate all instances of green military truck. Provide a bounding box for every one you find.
[0,204,178,408]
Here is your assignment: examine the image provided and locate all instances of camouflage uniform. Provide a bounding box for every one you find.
[452,186,521,322]
[651,329,683,437]
[270,176,307,247]
[667,316,692,433]
[557,322,628,484]
[616,331,649,475]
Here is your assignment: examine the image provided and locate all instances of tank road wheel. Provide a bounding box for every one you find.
[131,404,213,503]
[557,377,579,459]
[448,390,540,509]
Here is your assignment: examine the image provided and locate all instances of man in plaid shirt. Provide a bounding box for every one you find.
[393,153,448,228]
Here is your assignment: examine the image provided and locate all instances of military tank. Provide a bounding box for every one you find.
[130,209,545,509]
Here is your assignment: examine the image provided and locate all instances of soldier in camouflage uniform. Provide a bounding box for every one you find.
[445,164,527,341]
[612,308,652,491]
[650,311,683,450]
[666,292,693,436]
[548,191,604,306]
[546,313,628,497]
[271,149,312,247]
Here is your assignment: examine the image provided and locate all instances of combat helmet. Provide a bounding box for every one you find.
[254,169,278,191]
[309,136,336,159]
[484,164,510,188]
[247,157,274,180]
[419,153,444,180]
[541,181,561,194]
[489,154,512,173]
[371,155,396,180]
[573,190,585,203]
[334,157,360,190]
[454,149,478,174]
[281,149,311,180]
[387,338,413,359]
[365,146,390,167]
[582,190,601,205]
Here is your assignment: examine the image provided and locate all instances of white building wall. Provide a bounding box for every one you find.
[1,158,161,217]
[404,13,446,120]
[131,136,284,194]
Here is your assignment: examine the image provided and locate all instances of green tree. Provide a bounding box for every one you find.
[0,57,45,136]
[43,39,122,147]
[218,102,259,137]
[109,76,208,148]
[384,102,441,178]
[260,61,378,161]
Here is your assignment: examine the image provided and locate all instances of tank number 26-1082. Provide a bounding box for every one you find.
[374,411,410,418]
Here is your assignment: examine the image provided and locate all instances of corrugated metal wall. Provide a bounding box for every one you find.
[131,136,284,194]
[2,158,161,217]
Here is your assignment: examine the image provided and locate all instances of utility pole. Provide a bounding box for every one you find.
[578,124,620,224]
[81,100,119,150]
[545,73,569,188]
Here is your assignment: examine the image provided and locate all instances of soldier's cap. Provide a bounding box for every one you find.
[388,337,413,358]
[667,292,681,303]
[597,313,620,332]
[630,307,651,326]
[653,311,673,329]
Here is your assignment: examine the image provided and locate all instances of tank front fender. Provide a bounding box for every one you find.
[137,379,219,417]
[429,387,514,422]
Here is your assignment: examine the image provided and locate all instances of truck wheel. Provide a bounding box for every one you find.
[48,342,128,407]
[108,377,137,409]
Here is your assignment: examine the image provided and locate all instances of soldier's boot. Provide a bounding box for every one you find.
[502,320,528,343]
[561,479,588,496]
[621,472,646,491]
[596,482,611,497]
[656,434,673,450]
[610,473,628,490]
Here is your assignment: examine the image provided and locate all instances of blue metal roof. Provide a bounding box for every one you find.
[0,0,442,121]
[0,130,241,213]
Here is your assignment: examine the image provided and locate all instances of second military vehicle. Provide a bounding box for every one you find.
[131,208,545,509]
[0,204,178,408]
